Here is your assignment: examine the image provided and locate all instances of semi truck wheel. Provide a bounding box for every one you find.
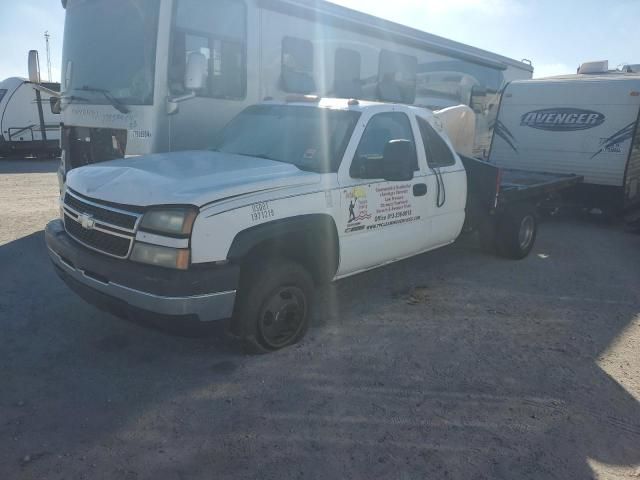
[233,258,313,353]
[496,208,537,260]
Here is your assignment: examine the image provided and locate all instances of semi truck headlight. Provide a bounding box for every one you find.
[130,243,190,270]
[139,207,198,236]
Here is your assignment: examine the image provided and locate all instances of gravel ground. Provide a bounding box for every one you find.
[1,157,639,480]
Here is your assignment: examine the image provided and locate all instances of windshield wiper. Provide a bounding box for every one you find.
[76,85,130,114]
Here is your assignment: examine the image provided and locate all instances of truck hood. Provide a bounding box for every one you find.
[65,150,321,207]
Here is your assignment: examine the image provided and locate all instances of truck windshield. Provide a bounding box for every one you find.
[62,0,160,106]
[216,105,361,173]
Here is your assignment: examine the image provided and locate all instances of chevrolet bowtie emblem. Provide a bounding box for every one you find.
[78,213,96,230]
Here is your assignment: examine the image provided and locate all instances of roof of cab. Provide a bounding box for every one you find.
[261,96,435,117]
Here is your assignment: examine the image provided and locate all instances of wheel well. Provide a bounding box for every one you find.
[228,214,340,285]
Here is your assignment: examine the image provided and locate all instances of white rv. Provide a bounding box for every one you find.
[489,69,640,214]
[0,77,61,157]
[57,0,532,183]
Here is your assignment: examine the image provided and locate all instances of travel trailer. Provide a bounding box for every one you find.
[488,64,640,215]
[57,0,533,185]
[0,77,61,157]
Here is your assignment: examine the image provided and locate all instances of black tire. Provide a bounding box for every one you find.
[233,258,314,353]
[495,208,537,260]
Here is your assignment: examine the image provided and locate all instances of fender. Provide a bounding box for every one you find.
[227,214,340,282]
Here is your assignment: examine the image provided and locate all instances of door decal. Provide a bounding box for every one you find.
[343,183,420,234]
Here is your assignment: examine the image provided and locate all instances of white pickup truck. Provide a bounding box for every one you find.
[45,98,581,352]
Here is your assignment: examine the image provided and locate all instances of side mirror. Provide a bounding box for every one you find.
[28,50,41,84]
[382,140,415,182]
[50,97,61,114]
[167,52,208,114]
[185,52,207,91]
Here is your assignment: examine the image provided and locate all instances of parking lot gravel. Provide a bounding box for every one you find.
[1,158,639,479]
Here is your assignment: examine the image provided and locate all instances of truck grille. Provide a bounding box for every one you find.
[64,193,137,229]
[62,191,141,258]
[64,214,132,257]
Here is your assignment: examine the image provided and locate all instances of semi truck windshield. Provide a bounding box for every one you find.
[62,0,160,106]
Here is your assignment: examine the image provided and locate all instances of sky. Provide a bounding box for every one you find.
[0,0,638,82]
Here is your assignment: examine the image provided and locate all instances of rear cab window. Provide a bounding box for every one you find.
[417,116,457,168]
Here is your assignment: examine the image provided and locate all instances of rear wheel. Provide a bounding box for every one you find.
[233,258,313,353]
[496,208,537,259]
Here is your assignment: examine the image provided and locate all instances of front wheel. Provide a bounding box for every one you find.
[496,208,537,260]
[233,258,314,353]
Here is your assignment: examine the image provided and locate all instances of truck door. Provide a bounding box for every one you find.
[416,116,467,247]
[337,111,432,275]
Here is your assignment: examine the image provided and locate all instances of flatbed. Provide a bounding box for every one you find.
[459,154,582,253]
[462,154,583,212]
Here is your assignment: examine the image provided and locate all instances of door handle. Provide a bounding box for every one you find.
[413,183,427,197]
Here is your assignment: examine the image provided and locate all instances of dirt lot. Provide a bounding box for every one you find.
[1,157,639,480]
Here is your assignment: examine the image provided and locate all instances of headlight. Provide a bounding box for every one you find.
[139,207,198,236]
[130,243,190,270]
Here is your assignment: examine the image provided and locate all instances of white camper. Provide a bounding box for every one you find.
[0,77,61,157]
[489,71,640,213]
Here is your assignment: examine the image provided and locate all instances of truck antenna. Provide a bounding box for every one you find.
[44,31,52,82]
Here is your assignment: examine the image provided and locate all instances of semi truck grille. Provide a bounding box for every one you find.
[62,191,141,259]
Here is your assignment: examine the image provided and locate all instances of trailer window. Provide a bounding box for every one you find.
[0,89,6,103]
[351,112,418,179]
[378,50,417,104]
[334,48,362,98]
[171,0,247,99]
[281,37,315,94]
[417,116,456,168]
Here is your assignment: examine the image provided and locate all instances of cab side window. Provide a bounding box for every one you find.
[351,112,418,179]
[417,116,456,168]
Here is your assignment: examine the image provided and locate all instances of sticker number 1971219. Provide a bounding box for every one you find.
[250,201,275,222]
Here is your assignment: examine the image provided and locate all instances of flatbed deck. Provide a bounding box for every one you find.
[460,155,583,211]
[459,155,583,232]
[498,168,583,205]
